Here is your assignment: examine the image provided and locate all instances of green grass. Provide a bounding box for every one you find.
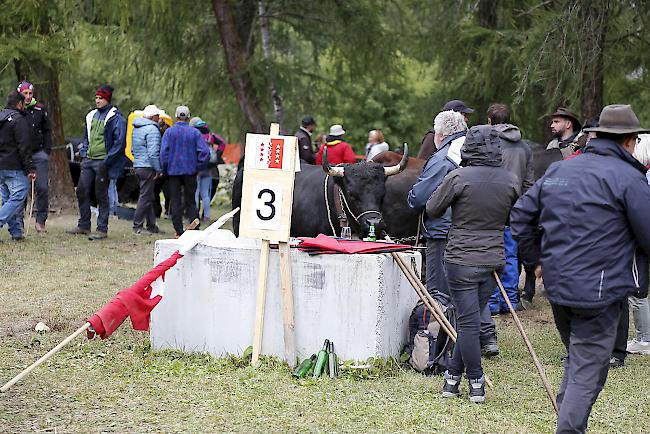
[1,214,649,432]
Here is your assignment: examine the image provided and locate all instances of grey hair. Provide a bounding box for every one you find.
[634,133,650,166]
[433,110,467,137]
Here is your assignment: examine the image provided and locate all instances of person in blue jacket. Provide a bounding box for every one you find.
[510,104,650,434]
[67,85,126,240]
[408,109,500,357]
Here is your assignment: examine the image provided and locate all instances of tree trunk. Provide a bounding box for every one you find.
[478,0,498,29]
[212,0,267,134]
[258,0,284,133]
[15,59,77,213]
[579,5,607,121]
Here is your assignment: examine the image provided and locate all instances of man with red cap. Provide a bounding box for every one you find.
[67,85,126,240]
[15,80,52,233]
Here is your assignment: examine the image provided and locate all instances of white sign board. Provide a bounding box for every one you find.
[239,129,297,242]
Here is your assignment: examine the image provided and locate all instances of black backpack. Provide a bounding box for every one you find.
[405,294,456,375]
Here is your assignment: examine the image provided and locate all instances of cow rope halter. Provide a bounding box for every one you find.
[323,175,382,237]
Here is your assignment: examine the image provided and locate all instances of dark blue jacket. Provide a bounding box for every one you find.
[80,105,127,180]
[408,131,465,238]
[510,138,650,308]
[160,122,210,176]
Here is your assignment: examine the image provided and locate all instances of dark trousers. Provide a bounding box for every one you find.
[612,298,629,361]
[76,158,109,233]
[168,175,198,236]
[551,300,624,434]
[133,168,157,230]
[16,150,49,226]
[426,238,497,343]
[446,262,497,379]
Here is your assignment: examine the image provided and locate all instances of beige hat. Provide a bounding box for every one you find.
[329,124,345,136]
[143,104,161,118]
[584,104,649,135]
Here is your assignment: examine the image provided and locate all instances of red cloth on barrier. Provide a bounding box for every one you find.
[87,251,184,339]
[297,234,412,255]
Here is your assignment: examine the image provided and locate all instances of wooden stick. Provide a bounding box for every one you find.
[494,271,558,415]
[251,239,271,366]
[279,242,297,368]
[1,323,91,393]
[26,177,35,235]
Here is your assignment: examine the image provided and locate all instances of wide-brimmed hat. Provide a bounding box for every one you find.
[329,124,345,136]
[550,107,581,131]
[583,104,649,135]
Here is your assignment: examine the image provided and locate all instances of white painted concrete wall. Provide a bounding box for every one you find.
[150,230,421,361]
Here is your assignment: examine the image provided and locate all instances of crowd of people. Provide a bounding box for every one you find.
[0,83,225,240]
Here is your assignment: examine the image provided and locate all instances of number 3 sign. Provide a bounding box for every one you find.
[239,125,298,242]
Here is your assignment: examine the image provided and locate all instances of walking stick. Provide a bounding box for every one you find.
[493,271,558,415]
[26,177,35,235]
[389,245,494,388]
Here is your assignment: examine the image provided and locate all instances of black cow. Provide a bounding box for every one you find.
[232,146,408,238]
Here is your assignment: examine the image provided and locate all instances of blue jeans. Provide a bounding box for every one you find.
[0,170,29,237]
[489,227,519,313]
[446,262,498,379]
[108,178,118,215]
[195,173,212,219]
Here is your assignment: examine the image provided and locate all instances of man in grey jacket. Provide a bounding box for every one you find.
[486,104,534,313]
[131,104,163,235]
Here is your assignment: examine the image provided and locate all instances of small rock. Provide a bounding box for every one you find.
[35,322,50,333]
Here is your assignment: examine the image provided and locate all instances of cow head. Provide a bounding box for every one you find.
[322,144,408,237]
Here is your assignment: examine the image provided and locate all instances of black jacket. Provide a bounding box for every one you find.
[295,127,315,164]
[0,108,33,172]
[510,138,650,308]
[24,103,52,154]
[426,125,521,266]
[493,123,534,192]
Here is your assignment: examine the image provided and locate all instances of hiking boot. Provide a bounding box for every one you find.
[520,297,533,311]
[35,222,47,233]
[481,342,500,358]
[609,356,625,369]
[441,371,462,398]
[88,231,108,240]
[468,375,486,403]
[66,226,90,235]
[627,339,650,355]
[133,228,152,236]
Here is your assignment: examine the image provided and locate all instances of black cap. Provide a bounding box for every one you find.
[301,115,316,127]
[442,99,474,114]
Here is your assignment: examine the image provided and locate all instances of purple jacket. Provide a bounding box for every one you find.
[160,122,210,176]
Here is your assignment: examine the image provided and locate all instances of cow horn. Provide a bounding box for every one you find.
[384,143,409,176]
[322,147,345,177]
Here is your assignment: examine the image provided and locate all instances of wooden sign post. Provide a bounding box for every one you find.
[240,123,298,367]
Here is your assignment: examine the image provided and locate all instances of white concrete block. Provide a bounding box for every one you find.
[150,232,421,361]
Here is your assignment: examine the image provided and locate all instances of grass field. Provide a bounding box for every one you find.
[1,213,649,433]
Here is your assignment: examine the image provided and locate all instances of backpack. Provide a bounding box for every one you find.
[405,294,456,375]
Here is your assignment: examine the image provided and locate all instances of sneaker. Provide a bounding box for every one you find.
[66,226,90,235]
[133,228,152,236]
[441,371,462,398]
[35,222,47,233]
[88,231,108,240]
[626,339,650,355]
[609,356,625,369]
[468,375,486,403]
[481,342,500,358]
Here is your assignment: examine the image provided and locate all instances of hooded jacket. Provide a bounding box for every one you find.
[493,123,534,191]
[510,138,650,308]
[407,131,465,239]
[80,105,127,179]
[131,117,162,171]
[0,108,33,172]
[426,125,521,266]
[315,136,356,165]
[23,100,52,154]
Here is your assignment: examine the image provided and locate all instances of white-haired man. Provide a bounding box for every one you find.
[408,110,499,356]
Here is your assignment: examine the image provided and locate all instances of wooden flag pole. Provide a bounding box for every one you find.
[494,271,558,415]
[279,242,297,368]
[251,241,271,366]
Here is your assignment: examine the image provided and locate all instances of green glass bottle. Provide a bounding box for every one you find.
[292,354,317,379]
[328,341,338,378]
[368,224,376,241]
[312,339,330,378]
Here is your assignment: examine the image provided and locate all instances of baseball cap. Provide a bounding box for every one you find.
[175,105,190,119]
[143,104,162,118]
[442,99,474,114]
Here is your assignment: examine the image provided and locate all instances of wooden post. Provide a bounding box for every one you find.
[251,239,271,366]
[279,242,296,368]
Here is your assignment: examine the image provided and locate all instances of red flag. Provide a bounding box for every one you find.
[87,251,184,339]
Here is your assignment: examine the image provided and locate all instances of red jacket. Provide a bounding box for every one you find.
[315,140,357,165]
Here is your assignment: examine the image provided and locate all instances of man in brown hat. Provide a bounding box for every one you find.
[546,107,581,159]
[511,104,650,433]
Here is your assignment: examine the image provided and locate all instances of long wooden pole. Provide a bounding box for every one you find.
[390,249,494,388]
[494,271,558,415]
[279,242,297,368]
[251,239,271,366]
[1,323,91,393]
